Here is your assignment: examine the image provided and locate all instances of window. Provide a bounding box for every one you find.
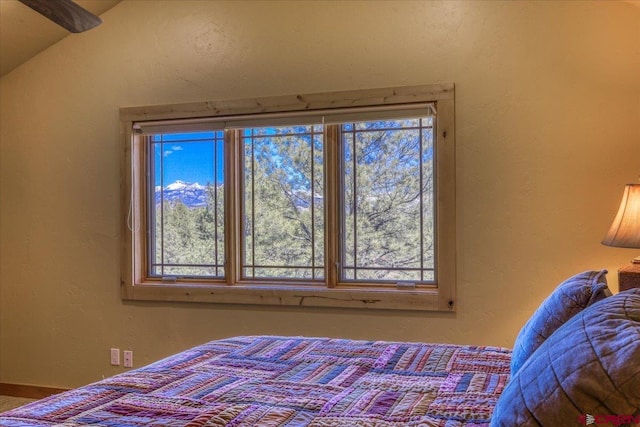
[121,84,456,310]
[241,125,325,281]
[340,118,434,283]
[150,132,225,279]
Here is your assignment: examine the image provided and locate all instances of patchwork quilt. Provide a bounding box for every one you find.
[0,336,511,426]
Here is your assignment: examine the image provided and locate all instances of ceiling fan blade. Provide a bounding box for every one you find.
[18,0,102,33]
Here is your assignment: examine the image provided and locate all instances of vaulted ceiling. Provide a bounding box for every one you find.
[0,0,121,77]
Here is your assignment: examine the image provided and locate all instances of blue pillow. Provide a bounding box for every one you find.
[511,270,610,374]
[492,288,640,426]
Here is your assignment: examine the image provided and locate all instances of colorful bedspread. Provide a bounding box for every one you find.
[0,336,511,426]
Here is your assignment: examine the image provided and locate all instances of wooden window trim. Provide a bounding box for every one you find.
[120,83,456,311]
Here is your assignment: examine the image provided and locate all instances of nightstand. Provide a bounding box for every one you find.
[619,262,640,291]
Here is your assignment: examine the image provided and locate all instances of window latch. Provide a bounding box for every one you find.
[396,281,416,290]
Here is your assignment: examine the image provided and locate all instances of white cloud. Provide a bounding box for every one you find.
[163,145,183,157]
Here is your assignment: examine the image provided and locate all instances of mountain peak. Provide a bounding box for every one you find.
[165,181,205,191]
[156,181,211,208]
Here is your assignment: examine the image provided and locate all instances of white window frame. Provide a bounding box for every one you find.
[120,83,456,311]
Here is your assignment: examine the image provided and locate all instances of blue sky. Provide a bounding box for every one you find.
[153,133,224,187]
[151,120,433,188]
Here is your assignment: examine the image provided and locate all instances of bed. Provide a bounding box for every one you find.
[1,271,638,427]
[0,336,511,426]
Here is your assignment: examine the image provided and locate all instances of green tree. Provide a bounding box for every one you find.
[343,119,434,281]
[154,183,225,277]
[244,126,324,279]
[152,118,434,282]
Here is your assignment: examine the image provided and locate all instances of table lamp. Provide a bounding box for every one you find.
[602,183,640,291]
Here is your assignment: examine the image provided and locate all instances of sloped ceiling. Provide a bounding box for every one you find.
[0,0,121,77]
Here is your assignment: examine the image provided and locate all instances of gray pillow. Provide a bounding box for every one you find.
[491,288,640,427]
[511,270,610,374]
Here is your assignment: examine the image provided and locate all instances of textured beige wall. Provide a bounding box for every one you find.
[1,0,638,389]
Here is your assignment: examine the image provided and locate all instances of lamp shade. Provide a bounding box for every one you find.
[602,184,640,248]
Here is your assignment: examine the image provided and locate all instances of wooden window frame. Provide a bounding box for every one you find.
[120,83,456,311]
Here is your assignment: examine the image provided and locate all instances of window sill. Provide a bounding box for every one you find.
[122,282,455,312]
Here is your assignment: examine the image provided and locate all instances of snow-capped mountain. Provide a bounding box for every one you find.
[156,180,321,210]
[155,181,211,208]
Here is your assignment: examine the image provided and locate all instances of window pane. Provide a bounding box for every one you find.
[341,117,435,283]
[149,132,225,278]
[242,125,324,280]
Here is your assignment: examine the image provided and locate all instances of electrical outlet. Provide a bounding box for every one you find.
[110,348,120,366]
[123,350,133,368]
